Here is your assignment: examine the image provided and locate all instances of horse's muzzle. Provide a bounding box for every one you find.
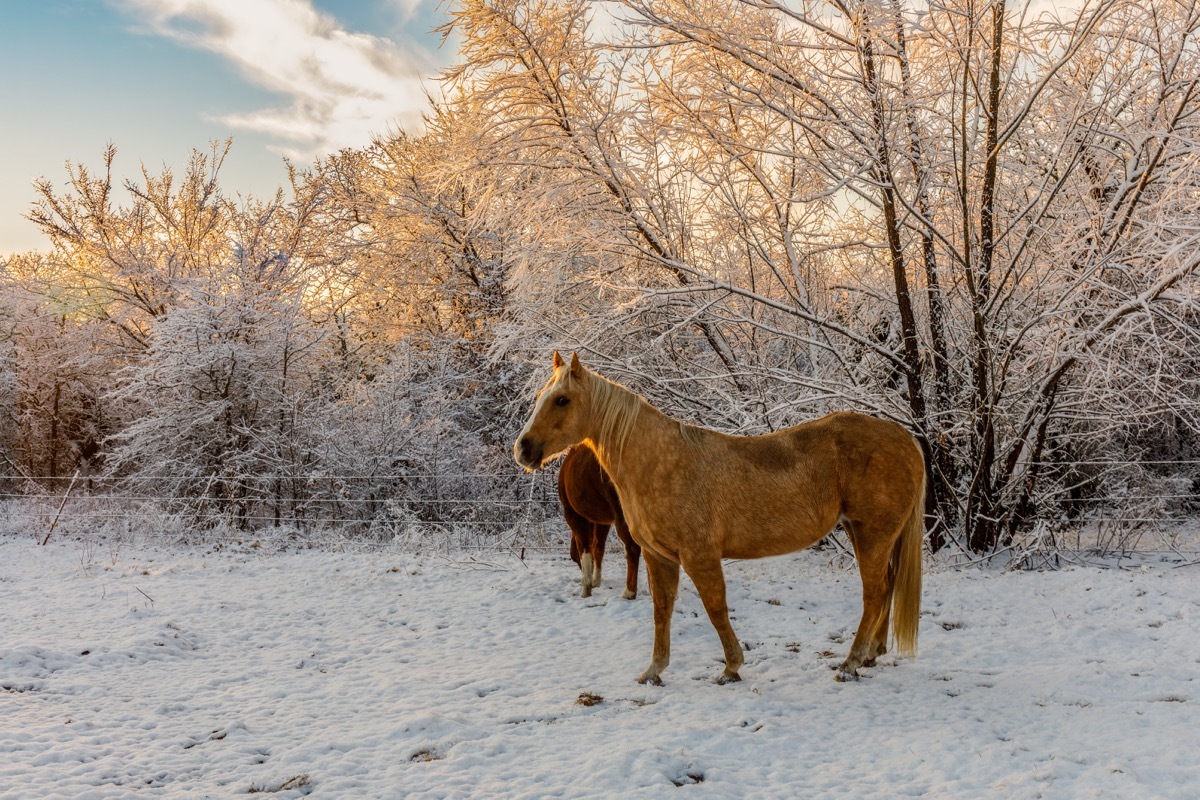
[514,436,543,470]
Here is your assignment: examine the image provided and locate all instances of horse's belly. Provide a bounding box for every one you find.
[721,514,834,560]
[723,536,823,560]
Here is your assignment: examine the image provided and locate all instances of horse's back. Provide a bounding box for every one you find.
[709,411,916,479]
[689,412,922,559]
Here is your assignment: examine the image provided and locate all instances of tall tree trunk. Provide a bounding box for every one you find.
[859,10,927,432]
[893,0,958,548]
[965,0,1006,553]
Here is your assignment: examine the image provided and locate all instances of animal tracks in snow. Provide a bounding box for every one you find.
[2,539,1198,797]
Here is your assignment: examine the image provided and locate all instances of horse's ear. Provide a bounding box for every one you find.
[552,350,564,369]
[569,351,583,377]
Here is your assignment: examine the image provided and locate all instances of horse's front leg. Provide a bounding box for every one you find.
[564,505,594,597]
[683,557,744,683]
[638,553,680,685]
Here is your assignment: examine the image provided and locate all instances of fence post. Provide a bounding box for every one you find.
[40,469,80,546]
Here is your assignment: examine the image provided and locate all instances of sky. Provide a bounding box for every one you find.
[0,0,454,256]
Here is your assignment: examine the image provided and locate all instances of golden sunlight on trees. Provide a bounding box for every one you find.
[3,0,1200,553]
[441,0,1200,552]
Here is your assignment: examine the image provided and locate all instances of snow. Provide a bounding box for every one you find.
[1,533,1198,799]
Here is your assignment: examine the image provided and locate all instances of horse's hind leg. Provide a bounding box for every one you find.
[615,516,640,599]
[683,557,744,684]
[867,562,898,665]
[590,523,610,588]
[840,522,892,681]
[638,553,680,685]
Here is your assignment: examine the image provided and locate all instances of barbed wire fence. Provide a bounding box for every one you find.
[0,469,571,555]
[0,461,1197,563]
[996,458,1200,568]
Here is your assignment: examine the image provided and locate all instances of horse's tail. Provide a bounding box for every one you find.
[890,462,925,658]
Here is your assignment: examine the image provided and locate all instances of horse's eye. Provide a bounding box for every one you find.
[555,396,570,407]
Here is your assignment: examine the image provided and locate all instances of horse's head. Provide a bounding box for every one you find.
[514,351,592,471]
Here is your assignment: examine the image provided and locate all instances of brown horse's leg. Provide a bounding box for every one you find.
[638,553,680,685]
[590,523,610,588]
[616,518,640,600]
[840,522,893,681]
[563,503,594,597]
[683,558,744,683]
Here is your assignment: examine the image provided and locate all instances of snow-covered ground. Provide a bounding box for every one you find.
[1,533,1197,799]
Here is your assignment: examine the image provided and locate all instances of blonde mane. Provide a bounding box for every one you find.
[584,369,642,465]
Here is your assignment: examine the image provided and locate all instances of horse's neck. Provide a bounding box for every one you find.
[585,388,679,493]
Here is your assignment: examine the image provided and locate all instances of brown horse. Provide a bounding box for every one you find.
[560,446,641,599]
[515,352,925,685]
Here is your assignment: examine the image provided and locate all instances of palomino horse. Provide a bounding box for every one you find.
[515,352,925,685]
[560,445,641,599]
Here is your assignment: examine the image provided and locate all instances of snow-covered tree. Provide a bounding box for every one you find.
[0,253,109,483]
[440,0,1200,552]
[101,259,326,529]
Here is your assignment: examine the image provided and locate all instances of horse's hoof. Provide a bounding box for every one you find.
[716,671,742,685]
[621,589,636,600]
[637,673,663,686]
[834,667,860,683]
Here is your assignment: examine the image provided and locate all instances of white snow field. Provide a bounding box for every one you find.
[1,533,1197,799]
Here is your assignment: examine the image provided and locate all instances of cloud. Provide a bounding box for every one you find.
[115,0,437,158]
[386,0,427,21]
